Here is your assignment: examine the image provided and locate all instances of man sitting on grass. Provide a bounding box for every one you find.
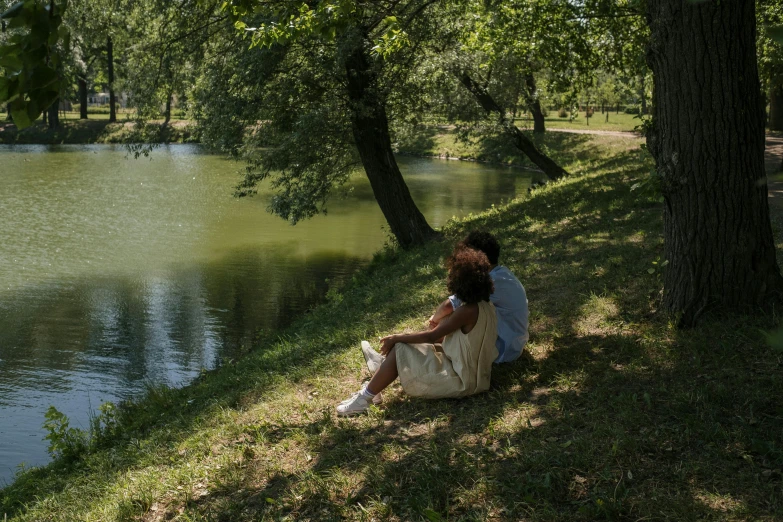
[429,230,529,363]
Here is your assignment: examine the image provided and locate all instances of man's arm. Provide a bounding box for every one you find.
[428,298,454,328]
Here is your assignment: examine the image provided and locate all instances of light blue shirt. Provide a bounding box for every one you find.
[449,265,529,363]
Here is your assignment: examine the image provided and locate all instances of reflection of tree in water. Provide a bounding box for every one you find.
[0,244,365,399]
[202,245,365,362]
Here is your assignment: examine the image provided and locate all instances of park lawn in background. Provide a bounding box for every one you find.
[531,110,642,132]
[0,119,195,145]
[1,134,782,520]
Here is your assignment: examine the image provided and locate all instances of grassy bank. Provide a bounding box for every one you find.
[394,124,636,169]
[0,120,195,145]
[3,133,783,521]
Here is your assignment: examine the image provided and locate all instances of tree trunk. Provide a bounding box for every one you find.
[47,98,59,130]
[640,73,647,115]
[108,36,116,123]
[523,74,545,133]
[164,91,173,126]
[78,77,88,119]
[770,83,783,131]
[646,0,783,326]
[345,46,438,249]
[458,72,568,180]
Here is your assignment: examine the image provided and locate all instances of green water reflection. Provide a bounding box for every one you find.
[0,144,536,484]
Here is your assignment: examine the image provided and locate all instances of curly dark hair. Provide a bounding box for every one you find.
[446,247,494,304]
[458,230,500,266]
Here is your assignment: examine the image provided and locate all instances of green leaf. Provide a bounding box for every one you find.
[0,77,9,101]
[30,65,58,89]
[647,268,655,274]
[423,508,443,522]
[0,54,23,72]
[11,101,31,128]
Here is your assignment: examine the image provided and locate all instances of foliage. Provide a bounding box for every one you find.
[42,406,87,460]
[758,0,783,90]
[0,0,69,128]
[189,0,446,226]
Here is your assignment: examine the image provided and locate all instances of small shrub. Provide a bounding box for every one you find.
[557,107,568,118]
[43,406,88,460]
[586,107,594,118]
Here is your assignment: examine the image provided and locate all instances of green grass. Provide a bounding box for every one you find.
[523,111,642,132]
[0,119,195,145]
[2,133,783,521]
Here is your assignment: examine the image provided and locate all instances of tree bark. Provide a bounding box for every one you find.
[523,74,545,133]
[639,73,647,115]
[770,83,783,131]
[458,72,568,181]
[345,46,438,249]
[107,36,116,123]
[646,0,783,326]
[164,91,173,126]
[78,77,88,119]
[47,98,59,130]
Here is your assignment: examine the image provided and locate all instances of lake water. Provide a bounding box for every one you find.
[0,144,535,485]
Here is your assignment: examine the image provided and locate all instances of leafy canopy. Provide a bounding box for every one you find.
[0,0,68,128]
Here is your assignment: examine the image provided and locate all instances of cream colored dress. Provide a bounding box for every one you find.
[395,301,498,399]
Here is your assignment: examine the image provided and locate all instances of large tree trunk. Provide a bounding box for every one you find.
[459,72,568,180]
[108,36,116,123]
[78,77,88,119]
[47,98,59,130]
[345,47,438,249]
[646,0,783,326]
[523,73,545,133]
[770,83,783,131]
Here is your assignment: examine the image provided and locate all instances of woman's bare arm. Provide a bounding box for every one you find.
[380,304,478,355]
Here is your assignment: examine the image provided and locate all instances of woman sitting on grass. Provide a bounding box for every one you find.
[336,246,499,416]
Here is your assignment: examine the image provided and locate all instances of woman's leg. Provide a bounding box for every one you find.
[366,345,399,395]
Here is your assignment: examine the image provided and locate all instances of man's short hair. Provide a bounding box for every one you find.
[460,230,500,265]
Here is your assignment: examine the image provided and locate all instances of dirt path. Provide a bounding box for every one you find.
[547,128,640,138]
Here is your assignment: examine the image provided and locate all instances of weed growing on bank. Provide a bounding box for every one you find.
[2,134,782,520]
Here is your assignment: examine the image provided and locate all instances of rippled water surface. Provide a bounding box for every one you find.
[0,144,535,484]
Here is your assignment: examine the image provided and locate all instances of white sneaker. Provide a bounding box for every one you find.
[336,389,372,416]
[338,385,382,406]
[361,340,385,374]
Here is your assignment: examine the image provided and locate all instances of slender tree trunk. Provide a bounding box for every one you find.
[770,83,783,131]
[164,91,173,126]
[345,46,438,248]
[108,36,116,123]
[523,73,545,133]
[646,0,783,326]
[640,73,647,115]
[78,77,88,119]
[47,98,59,130]
[459,72,568,180]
